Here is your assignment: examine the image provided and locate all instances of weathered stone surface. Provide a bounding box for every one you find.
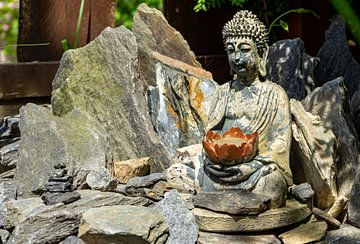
[325,224,360,243]
[15,104,109,197]
[125,173,166,189]
[0,114,20,139]
[3,197,45,229]
[198,232,281,244]
[315,16,360,98]
[348,173,360,228]
[114,157,150,184]
[192,190,270,215]
[266,38,318,100]
[78,205,168,244]
[312,207,341,228]
[8,210,80,244]
[351,89,360,137]
[0,228,10,243]
[132,3,201,88]
[148,60,214,152]
[289,183,314,204]
[0,181,17,227]
[6,190,153,243]
[0,140,18,173]
[193,199,311,232]
[155,190,198,244]
[59,235,85,244]
[52,26,171,172]
[86,167,117,192]
[279,220,327,244]
[302,77,360,203]
[41,191,81,205]
[290,99,338,210]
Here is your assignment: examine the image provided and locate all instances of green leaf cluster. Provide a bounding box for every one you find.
[194,0,246,12]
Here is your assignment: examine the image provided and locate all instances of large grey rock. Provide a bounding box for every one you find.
[0,181,16,227]
[198,232,281,244]
[8,210,80,244]
[302,77,360,204]
[15,104,110,197]
[52,26,171,172]
[132,3,201,88]
[325,224,360,243]
[78,205,168,244]
[315,16,360,98]
[6,190,153,243]
[192,190,270,215]
[348,173,360,228]
[154,190,198,244]
[266,38,318,100]
[85,167,117,192]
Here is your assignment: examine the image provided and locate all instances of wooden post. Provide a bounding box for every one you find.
[17,0,115,62]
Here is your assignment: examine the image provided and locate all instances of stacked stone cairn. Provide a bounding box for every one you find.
[41,163,80,205]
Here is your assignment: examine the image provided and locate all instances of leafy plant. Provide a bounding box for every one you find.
[0,0,19,62]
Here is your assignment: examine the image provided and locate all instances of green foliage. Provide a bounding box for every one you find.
[0,0,18,62]
[115,0,162,29]
[194,0,246,12]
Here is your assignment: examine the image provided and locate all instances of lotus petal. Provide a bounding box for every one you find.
[202,140,219,162]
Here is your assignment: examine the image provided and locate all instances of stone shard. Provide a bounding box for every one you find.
[0,229,10,243]
[132,3,201,88]
[85,167,117,192]
[15,104,109,197]
[41,192,81,205]
[198,232,281,244]
[192,190,270,215]
[325,224,360,243]
[0,114,20,139]
[266,38,318,100]
[52,26,171,173]
[7,210,80,244]
[0,181,16,227]
[302,77,360,203]
[113,157,151,184]
[290,99,338,210]
[59,235,85,244]
[0,140,18,173]
[315,16,360,99]
[348,173,360,228]
[193,200,311,233]
[78,205,168,244]
[279,220,327,244]
[154,190,198,244]
[148,58,216,152]
[289,183,314,204]
[125,173,166,189]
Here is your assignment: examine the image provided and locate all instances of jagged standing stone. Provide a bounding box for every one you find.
[290,99,338,210]
[52,26,171,172]
[132,3,201,88]
[302,77,360,206]
[154,190,198,244]
[315,16,360,99]
[266,38,318,100]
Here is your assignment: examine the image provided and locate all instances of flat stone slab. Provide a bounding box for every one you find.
[192,190,270,215]
[198,232,281,244]
[279,220,327,244]
[192,199,311,233]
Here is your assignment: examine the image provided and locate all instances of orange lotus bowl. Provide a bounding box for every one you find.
[202,127,258,164]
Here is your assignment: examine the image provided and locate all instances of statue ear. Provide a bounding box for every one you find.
[259,44,269,77]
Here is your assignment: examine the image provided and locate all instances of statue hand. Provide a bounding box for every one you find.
[217,160,264,184]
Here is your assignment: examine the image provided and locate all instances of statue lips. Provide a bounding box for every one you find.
[202,127,258,165]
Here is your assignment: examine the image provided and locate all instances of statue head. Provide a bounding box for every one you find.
[223,10,269,82]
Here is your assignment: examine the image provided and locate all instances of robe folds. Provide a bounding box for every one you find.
[191,79,293,185]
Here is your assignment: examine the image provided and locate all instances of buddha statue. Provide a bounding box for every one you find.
[164,10,292,208]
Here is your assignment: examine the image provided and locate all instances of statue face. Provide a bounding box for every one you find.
[225,37,260,82]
